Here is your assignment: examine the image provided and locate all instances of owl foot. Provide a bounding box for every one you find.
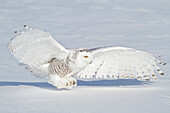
[48,74,77,89]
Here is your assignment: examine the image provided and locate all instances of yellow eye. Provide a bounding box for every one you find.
[84,56,88,58]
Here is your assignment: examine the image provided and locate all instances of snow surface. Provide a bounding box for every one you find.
[0,0,170,113]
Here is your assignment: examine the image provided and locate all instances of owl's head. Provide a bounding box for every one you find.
[77,49,93,64]
[69,49,93,65]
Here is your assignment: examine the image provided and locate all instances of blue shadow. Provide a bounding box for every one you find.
[0,81,57,90]
[0,79,151,90]
[77,79,151,86]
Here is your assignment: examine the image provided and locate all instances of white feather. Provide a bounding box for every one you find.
[8,28,69,77]
[9,29,69,68]
[8,26,165,89]
[76,47,164,80]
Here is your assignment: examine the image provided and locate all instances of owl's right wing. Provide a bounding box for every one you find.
[8,26,69,76]
[76,46,165,80]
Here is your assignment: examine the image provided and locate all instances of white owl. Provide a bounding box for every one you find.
[8,25,165,89]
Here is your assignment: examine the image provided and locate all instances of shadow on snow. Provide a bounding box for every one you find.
[77,79,151,86]
[0,79,151,90]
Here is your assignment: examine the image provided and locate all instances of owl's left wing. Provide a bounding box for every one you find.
[8,26,69,68]
[76,47,165,80]
[8,25,69,77]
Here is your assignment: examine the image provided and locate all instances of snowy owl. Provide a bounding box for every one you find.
[8,25,165,89]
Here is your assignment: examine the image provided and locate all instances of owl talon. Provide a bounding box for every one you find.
[48,74,77,89]
[73,81,77,85]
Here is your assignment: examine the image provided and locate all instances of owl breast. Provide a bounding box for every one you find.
[48,58,72,77]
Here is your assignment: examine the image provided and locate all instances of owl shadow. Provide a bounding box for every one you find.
[0,81,57,90]
[77,79,152,87]
[0,79,151,90]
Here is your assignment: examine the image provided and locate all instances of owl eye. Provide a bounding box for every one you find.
[84,56,88,58]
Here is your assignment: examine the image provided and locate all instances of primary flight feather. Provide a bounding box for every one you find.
[8,25,165,89]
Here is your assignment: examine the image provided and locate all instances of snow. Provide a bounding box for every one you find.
[0,0,170,113]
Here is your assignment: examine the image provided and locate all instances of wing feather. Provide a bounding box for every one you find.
[8,27,69,77]
[76,47,165,80]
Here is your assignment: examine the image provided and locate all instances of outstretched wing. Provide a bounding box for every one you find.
[76,46,165,80]
[8,26,69,76]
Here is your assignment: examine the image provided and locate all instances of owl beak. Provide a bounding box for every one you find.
[90,61,92,64]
